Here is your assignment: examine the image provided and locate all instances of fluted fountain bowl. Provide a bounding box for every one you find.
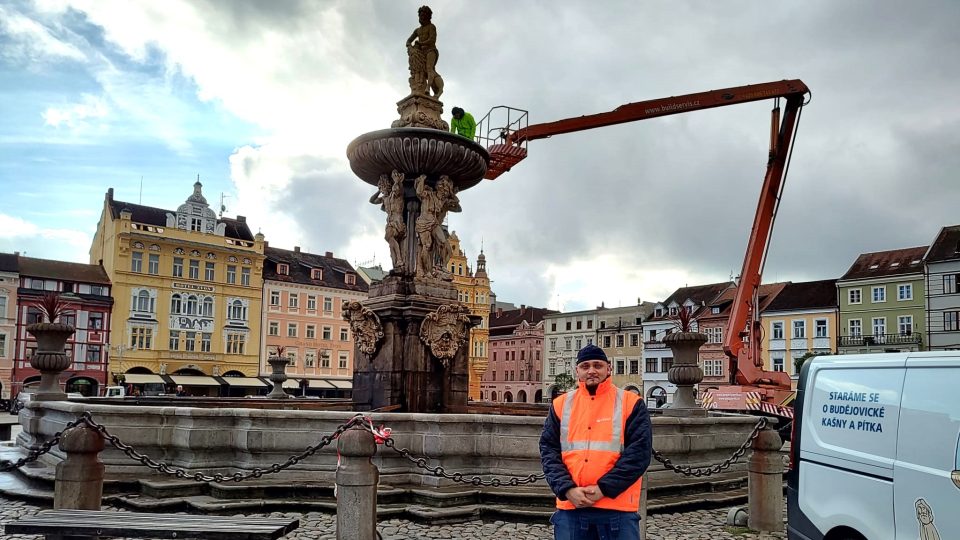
[347,128,490,191]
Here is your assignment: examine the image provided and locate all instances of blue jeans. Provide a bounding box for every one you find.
[551,508,640,540]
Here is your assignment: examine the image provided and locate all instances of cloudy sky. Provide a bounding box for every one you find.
[2,1,958,311]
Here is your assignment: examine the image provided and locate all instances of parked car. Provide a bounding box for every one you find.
[787,351,959,539]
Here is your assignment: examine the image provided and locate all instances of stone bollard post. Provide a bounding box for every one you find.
[638,474,649,540]
[54,423,105,510]
[747,426,783,532]
[336,426,379,540]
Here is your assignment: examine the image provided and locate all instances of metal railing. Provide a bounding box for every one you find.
[838,333,922,347]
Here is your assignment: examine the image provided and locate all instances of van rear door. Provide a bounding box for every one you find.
[893,354,960,539]
[797,355,906,539]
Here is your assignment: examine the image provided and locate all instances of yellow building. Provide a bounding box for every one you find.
[759,280,838,379]
[447,232,490,400]
[90,182,266,394]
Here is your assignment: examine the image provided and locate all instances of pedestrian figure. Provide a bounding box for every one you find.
[450,107,476,140]
[176,385,186,397]
[540,344,652,539]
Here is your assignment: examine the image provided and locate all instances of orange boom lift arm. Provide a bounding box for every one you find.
[478,79,809,413]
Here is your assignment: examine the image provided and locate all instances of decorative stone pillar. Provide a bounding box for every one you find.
[663,331,708,416]
[26,322,75,401]
[266,356,291,399]
[336,426,378,540]
[748,427,784,532]
[54,424,105,510]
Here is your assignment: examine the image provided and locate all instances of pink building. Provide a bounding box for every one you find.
[481,305,556,404]
[261,246,368,397]
[12,256,113,398]
[0,253,18,401]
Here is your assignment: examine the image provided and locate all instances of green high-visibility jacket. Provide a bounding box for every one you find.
[451,112,476,140]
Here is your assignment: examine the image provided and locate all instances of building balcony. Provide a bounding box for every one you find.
[838,333,922,347]
[769,339,786,351]
[644,340,666,350]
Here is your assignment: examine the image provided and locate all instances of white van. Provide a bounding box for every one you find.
[788,352,960,539]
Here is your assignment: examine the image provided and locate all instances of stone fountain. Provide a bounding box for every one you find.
[345,6,488,413]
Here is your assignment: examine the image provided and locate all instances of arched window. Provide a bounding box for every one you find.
[491,391,498,402]
[170,294,182,314]
[504,391,513,403]
[202,297,213,317]
[230,299,244,321]
[517,390,527,403]
[136,290,152,312]
[186,295,198,315]
[534,389,543,403]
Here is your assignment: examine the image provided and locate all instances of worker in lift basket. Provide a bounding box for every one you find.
[540,344,653,539]
[450,107,476,140]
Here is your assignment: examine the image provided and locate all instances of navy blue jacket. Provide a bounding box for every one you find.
[539,392,652,501]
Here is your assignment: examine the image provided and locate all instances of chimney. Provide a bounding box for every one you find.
[106,187,114,201]
[294,246,301,253]
[237,215,246,223]
[325,251,333,258]
[520,304,526,314]
[496,308,503,317]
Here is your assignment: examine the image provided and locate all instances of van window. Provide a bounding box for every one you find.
[805,365,905,468]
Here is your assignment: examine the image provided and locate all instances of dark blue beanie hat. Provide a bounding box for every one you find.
[576,344,609,365]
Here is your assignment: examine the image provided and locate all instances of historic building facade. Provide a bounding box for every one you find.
[542,308,599,399]
[924,225,960,350]
[837,247,927,354]
[642,282,730,408]
[261,246,368,397]
[0,253,19,399]
[482,305,555,403]
[11,256,113,397]
[596,302,654,394]
[447,232,490,400]
[89,182,266,395]
[759,280,837,376]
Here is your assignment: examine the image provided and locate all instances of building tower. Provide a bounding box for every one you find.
[447,232,490,400]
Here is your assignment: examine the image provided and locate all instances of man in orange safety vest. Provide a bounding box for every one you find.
[540,344,652,539]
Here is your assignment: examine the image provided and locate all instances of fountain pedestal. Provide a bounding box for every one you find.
[352,275,472,413]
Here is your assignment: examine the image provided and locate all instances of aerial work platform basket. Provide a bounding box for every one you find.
[476,106,529,180]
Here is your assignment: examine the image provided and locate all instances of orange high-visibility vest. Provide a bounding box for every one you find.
[553,378,642,511]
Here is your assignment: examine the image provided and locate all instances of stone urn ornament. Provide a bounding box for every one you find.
[266,346,292,399]
[662,305,708,415]
[26,292,75,401]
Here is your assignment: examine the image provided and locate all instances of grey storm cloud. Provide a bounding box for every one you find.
[15,0,957,309]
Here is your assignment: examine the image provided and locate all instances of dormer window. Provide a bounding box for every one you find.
[278,263,289,276]
[312,268,323,280]
[345,273,356,285]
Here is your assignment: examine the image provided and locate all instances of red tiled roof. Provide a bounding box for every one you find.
[17,256,110,284]
[489,306,557,336]
[0,252,18,273]
[925,224,960,263]
[764,279,837,312]
[840,246,927,280]
[263,246,368,293]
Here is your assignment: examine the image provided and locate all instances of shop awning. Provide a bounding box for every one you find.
[124,374,165,384]
[170,375,220,387]
[221,377,267,388]
[307,379,335,389]
[282,379,299,389]
[329,379,353,389]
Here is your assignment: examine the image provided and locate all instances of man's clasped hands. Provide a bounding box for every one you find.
[565,486,605,508]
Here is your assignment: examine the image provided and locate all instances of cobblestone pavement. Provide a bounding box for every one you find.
[0,497,787,539]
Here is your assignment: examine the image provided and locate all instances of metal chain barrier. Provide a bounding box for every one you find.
[0,415,88,472]
[381,435,546,487]
[0,412,367,481]
[1,412,770,485]
[652,417,769,477]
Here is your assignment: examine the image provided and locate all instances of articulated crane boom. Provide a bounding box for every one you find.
[478,79,809,418]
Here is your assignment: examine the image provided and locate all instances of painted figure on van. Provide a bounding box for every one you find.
[915,498,941,540]
[953,431,960,490]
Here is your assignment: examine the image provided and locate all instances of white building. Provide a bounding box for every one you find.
[925,225,960,350]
